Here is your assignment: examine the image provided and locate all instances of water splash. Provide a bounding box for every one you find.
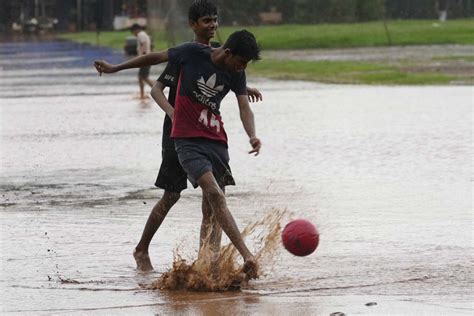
[150,208,292,292]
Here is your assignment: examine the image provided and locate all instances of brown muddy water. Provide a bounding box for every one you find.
[1,41,473,315]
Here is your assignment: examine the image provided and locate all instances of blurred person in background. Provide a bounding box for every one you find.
[130,23,154,99]
[436,0,449,22]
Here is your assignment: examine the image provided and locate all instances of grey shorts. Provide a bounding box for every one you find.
[174,138,235,188]
[138,66,150,78]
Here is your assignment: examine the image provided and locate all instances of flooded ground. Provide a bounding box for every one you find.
[1,41,473,314]
[265,44,474,62]
[266,44,474,84]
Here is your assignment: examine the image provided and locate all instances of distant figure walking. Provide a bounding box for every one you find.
[131,23,154,99]
[437,0,448,22]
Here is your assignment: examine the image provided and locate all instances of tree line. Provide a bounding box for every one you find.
[175,0,473,25]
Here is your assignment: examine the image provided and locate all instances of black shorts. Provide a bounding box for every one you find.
[174,138,235,189]
[138,66,150,78]
[154,147,188,193]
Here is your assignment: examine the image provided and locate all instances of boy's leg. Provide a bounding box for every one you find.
[134,190,180,271]
[197,171,257,278]
[200,187,224,278]
[199,187,223,257]
[174,138,257,278]
[144,76,155,88]
[138,77,145,99]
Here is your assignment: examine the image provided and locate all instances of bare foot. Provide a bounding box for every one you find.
[133,94,150,100]
[133,248,154,272]
[242,257,259,280]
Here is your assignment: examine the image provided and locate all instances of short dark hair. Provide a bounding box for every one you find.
[223,30,261,62]
[188,0,218,22]
[130,23,142,31]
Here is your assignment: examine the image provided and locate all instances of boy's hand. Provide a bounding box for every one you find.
[94,60,116,75]
[167,109,174,121]
[249,137,261,156]
[247,87,262,102]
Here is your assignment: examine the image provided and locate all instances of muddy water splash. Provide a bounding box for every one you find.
[151,209,292,292]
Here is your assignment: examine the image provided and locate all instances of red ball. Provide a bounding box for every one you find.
[282,219,319,256]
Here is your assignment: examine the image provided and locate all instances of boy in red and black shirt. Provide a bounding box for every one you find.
[142,1,261,273]
[95,30,261,278]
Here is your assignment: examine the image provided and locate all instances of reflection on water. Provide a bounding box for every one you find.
[1,40,472,314]
[0,41,125,70]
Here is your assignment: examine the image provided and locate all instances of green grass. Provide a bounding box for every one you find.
[58,19,474,51]
[57,29,171,50]
[58,19,472,85]
[60,31,126,50]
[247,59,455,85]
[218,19,474,49]
[59,30,170,50]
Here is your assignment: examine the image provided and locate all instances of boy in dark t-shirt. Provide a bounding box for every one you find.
[139,1,261,272]
[94,30,262,278]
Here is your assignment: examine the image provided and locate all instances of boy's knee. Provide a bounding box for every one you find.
[205,186,224,202]
[162,191,180,206]
[198,172,225,204]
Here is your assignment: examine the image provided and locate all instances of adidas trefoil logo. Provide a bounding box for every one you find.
[197,73,223,98]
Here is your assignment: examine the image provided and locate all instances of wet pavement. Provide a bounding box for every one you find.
[1,40,473,315]
[265,44,474,62]
[265,44,474,84]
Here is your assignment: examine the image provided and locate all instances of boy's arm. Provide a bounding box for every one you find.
[237,95,261,156]
[94,50,169,75]
[151,81,174,120]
